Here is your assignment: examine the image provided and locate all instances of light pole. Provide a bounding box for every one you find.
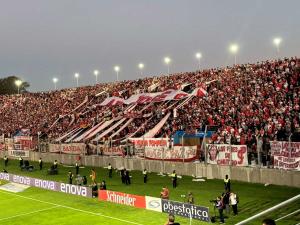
[138,63,144,77]
[52,77,58,90]
[273,37,282,55]
[74,73,79,87]
[229,44,239,65]
[114,66,120,82]
[195,52,202,70]
[15,80,22,94]
[93,70,99,83]
[164,57,171,74]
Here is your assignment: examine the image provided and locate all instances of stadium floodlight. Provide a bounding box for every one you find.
[114,66,120,81]
[164,57,171,74]
[229,44,239,65]
[93,70,99,83]
[138,63,144,76]
[15,79,22,94]
[74,73,79,87]
[195,52,202,70]
[273,37,282,54]
[52,77,58,90]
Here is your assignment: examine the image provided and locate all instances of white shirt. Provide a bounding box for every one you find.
[230,193,237,205]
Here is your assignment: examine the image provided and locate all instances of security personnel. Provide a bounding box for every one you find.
[75,162,79,175]
[39,158,43,170]
[224,174,231,191]
[143,169,148,183]
[68,171,74,184]
[4,156,8,167]
[53,160,58,169]
[171,170,177,188]
[19,157,24,168]
[107,163,112,178]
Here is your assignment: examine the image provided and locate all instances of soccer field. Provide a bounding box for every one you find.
[0,159,299,225]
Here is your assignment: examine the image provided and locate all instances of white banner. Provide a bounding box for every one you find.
[145,196,162,212]
[270,141,300,170]
[100,89,190,106]
[5,138,14,150]
[206,144,248,166]
[8,150,30,158]
[145,146,198,162]
[129,138,169,147]
[49,143,86,155]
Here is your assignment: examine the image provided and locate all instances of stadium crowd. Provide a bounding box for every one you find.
[0,57,299,158]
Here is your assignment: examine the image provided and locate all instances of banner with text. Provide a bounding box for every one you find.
[99,190,146,208]
[49,143,86,155]
[206,144,248,166]
[162,199,210,222]
[270,141,300,170]
[145,146,198,162]
[8,150,30,158]
[0,173,92,197]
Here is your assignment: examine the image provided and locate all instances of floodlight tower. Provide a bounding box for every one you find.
[195,52,202,70]
[229,44,239,65]
[114,66,120,81]
[138,63,144,77]
[273,37,282,55]
[52,77,58,90]
[164,57,171,74]
[15,80,22,94]
[74,73,79,87]
[94,70,99,83]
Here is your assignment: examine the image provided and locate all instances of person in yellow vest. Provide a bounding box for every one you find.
[107,163,113,178]
[39,158,43,170]
[224,174,231,191]
[19,157,23,168]
[143,169,148,183]
[90,168,96,183]
[4,156,8,167]
[171,170,177,188]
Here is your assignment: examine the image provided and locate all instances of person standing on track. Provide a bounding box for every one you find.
[90,168,96,183]
[171,170,177,188]
[143,168,148,183]
[4,156,8,167]
[75,162,79,175]
[224,174,231,191]
[68,171,74,184]
[107,163,113,178]
[39,158,43,170]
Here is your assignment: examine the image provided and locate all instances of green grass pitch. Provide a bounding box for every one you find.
[0,158,299,225]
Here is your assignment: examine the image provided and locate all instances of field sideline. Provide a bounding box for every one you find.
[0,158,299,224]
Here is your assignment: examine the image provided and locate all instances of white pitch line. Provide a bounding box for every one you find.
[0,190,143,225]
[275,209,300,221]
[0,206,59,221]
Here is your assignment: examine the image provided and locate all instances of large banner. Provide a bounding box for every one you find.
[206,144,248,166]
[129,138,170,158]
[0,173,92,197]
[13,136,33,150]
[99,190,146,208]
[5,138,14,150]
[8,150,30,158]
[145,146,198,162]
[270,141,300,170]
[49,143,86,155]
[161,199,210,222]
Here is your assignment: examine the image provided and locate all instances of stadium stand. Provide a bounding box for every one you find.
[0,57,299,158]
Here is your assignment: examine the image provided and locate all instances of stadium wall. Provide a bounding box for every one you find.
[1,151,299,188]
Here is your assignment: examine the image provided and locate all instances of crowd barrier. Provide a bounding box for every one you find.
[1,151,299,188]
